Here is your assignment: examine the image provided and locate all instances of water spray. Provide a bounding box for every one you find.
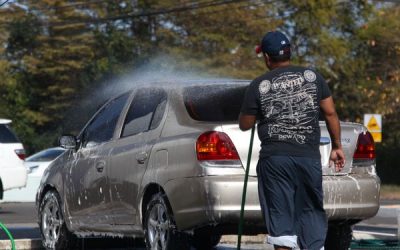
[0,221,16,250]
[237,126,256,250]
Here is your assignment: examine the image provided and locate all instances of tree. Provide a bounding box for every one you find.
[356,5,400,183]
[3,0,95,151]
[151,0,280,78]
[273,0,375,121]
[62,0,281,132]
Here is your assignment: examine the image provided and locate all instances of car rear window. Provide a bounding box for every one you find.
[0,124,20,143]
[183,84,247,122]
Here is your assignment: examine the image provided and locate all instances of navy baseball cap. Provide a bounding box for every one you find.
[259,31,291,57]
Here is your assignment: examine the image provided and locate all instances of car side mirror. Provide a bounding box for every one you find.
[59,135,77,149]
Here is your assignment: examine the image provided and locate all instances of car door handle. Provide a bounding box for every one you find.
[95,161,106,173]
[136,152,148,164]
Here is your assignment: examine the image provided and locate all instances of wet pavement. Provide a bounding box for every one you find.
[2,202,400,249]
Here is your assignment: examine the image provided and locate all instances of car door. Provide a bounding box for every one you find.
[109,88,167,226]
[65,92,130,230]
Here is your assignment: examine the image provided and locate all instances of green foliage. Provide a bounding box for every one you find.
[274,0,375,120]
[6,14,41,58]
[354,6,400,184]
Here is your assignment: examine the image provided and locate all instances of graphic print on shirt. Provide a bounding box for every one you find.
[259,70,318,144]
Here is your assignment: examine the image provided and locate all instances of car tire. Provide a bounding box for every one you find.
[144,193,190,250]
[192,230,222,249]
[39,190,77,250]
[324,222,352,250]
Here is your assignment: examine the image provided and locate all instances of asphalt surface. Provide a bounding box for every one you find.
[0,202,274,249]
[1,201,400,249]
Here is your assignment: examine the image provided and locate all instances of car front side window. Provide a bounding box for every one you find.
[81,93,129,148]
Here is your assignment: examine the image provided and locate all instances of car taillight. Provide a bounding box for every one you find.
[196,131,240,161]
[15,149,26,160]
[353,131,376,160]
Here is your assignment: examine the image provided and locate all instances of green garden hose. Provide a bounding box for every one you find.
[0,221,16,250]
[237,126,256,250]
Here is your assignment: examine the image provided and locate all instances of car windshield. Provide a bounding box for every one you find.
[183,83,248,122]
[0,124,20,143]
[26,148,65,162]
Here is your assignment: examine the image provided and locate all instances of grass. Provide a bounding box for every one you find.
[380,184,400,200]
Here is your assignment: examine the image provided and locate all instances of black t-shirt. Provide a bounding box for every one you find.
[241,65,331,159]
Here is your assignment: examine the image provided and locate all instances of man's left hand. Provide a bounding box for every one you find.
[330,148,346,172]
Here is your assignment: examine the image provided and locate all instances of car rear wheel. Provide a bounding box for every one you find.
[144,193,190,250]
[324,222,352,250]
[39,190,76,250]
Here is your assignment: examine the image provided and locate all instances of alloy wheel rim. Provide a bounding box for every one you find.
[42,194,63,247]
[147,203,170,250]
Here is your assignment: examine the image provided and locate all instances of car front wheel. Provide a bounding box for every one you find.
[39,190,76,250]
[144,193,189,250]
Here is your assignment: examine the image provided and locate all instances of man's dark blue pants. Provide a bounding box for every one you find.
[257,155,327,250]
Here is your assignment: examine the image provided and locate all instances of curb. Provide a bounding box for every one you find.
[221,232,376,244]
[221,234,266,244]
[0,232,379,249]
[0,238,43,250]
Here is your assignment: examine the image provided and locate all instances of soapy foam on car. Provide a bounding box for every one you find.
[63,54,227,237]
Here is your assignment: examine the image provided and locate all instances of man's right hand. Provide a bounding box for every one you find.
[330,148,346,172]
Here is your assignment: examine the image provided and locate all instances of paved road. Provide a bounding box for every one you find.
[354,200,400,240]
[0,202,274,249]
[1,201,400,249]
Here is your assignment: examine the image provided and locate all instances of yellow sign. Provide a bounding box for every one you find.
[364,114,382,142]
[370,132,382,143]
[367,116,380,131]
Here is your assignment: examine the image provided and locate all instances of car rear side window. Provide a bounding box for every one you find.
[82,92,130,147]
[183,84,247,122]
[122,88,167,137]
[0,124,20,143]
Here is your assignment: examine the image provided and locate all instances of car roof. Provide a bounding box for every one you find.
[148,78,249,86]
[105,79,250,102]
[124,79,250,92]
[0,119,12,124]
[95,79,251,117]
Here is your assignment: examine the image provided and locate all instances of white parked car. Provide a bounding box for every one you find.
[25,147,66,177]
[0,119,27,201]
[2,147,65,202]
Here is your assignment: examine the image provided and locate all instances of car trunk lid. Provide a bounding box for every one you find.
[221,121,364,176]
[180,83,364,176]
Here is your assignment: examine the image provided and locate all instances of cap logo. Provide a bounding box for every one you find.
[261,31,290,56]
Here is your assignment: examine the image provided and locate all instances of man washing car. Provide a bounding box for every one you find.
[239,31,345,250]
